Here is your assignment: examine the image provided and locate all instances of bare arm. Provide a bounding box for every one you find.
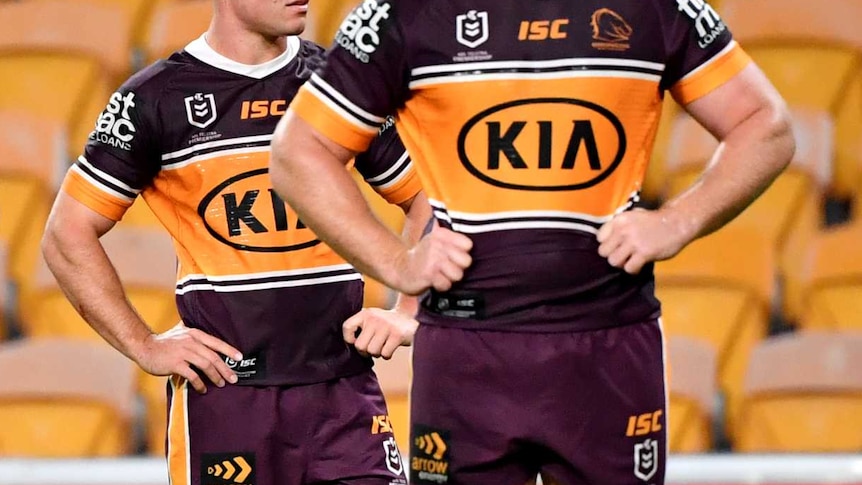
[42,192,242,393]
[598,64,795,273]
[391,191,432,316]
[665,63,795,239]
[270,111,472,295]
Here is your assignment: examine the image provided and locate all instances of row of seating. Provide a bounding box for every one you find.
[1,329,858,457]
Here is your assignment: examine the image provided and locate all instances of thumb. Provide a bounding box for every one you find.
[342,311,365,344]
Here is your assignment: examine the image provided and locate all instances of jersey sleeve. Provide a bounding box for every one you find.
[62,85,160,221]
[289,0,409,153]
[353,116,421,205]
[658,0,752,105]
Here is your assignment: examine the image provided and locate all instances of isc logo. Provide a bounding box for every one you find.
[626,409,663,437]
[518,19,569,40]
[458,98,626,191]
[240,100,287,120]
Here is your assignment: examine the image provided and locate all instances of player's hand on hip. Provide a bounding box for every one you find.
[597,208,689,275]
[343,308,419,359]
[394,225,473,295]
[131,321,243,394]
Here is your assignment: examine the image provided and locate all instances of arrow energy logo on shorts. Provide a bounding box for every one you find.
[410,425,450,484]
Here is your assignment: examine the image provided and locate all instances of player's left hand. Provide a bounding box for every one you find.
[343,308,419,359]
[596,208,692,274]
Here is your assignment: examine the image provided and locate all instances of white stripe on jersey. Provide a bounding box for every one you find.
[70,164,134,202]
[376,161,413,190]
[310,74,387,124]
[176,264,356,286]
[444,207,616,224]
[366,151,410,184]
[77,156,141,195]
[410,70,661,89]
[411,57,666,77]
[162,146,270,171]
[161,134,273,161]
[303,82,381,133]
[678,40,738,82]
[176,274,362,295]
[453,220,602,234]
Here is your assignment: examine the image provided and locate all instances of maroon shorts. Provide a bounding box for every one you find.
[409,320,668,485]
[166,370,407,485]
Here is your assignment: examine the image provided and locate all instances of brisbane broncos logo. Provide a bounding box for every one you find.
[591,8,633,51]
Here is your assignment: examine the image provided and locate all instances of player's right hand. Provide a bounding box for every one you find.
[131,322,243,394]
[393,225,473,295]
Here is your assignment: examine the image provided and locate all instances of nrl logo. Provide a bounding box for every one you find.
[185,92,218,129]
[456,10,489,49]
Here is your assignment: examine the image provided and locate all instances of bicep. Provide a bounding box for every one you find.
[273,111,358,170]
[679,63,787,141]
[45,191,117,243]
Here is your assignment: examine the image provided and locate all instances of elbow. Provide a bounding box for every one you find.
[767,101,796,174]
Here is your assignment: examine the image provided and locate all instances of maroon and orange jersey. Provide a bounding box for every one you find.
[292,0,750,331]
[62,36,420,384]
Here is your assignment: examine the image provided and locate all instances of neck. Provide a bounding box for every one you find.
[205,16,288,65]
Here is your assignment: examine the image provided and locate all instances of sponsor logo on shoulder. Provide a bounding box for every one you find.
[676,0,726,48]
[336,0,392,63]
[91,91,137,151]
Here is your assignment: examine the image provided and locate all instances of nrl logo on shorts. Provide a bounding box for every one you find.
[633,438,659,482]
[185,92,218,129]
[382,436,404,477]
[456,10,489,49]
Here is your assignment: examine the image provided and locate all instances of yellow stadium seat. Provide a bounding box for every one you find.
[0,338,137,456]
[664,108,827,320]
[81,0,152,53]
[655,225,774,436]
[0,53,113,162]
[139,371,169,455]
[303,0,359,46]
[0,0,135,83]
[0,109,70,289]
[373,348,411,454]
[799,221,862,330]
[18,225,179,339]
[722,0,862,199]
[0,242,8,341]
[667,336,717,453]
[143,0,212,63]
[735,331,862,451]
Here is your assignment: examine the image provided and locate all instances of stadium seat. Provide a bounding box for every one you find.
[373,348,411,454]
[302,0,358,46]
[0,53,113,162]
[664,108,828,320]
[734,331,862,451]
[139,372,169,455]
[667,336,717,453]
[0,0,136,83]
[655,224,774,436]
[0,242,8,341]
[799,221,862,330]
[722,0,862,200]
[0,338,137,456]
[143,0,212,63]
[18,225,179,340]
[82,0,152,55]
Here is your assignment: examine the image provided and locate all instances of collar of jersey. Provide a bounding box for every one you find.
[184,34,300,79]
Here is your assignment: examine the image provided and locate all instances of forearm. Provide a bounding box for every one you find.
[42,225,152,361]
[270,114,409,288]
[392,193,432,316]
[661,105,795,242]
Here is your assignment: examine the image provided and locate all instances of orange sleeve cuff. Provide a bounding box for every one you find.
[291,87,378,153]
[378,168,422,206]
[61,170,131,222]
[671,43,752,105]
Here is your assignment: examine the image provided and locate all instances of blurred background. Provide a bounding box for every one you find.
[0,0,860,484]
